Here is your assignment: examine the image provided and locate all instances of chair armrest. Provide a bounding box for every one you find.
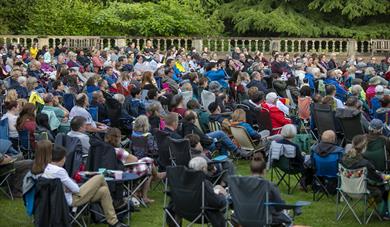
[265,201,310,217]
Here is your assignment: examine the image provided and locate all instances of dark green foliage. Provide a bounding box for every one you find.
[0,0,389,39]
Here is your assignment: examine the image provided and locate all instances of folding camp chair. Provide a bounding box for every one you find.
[201,90,216,111]
[269,141,304,194]
[230,125,265,155]
[0,163,15,200]
[255,108,282,134]
[69,204,89,227]
[155,130,172,171]
[312,103,337,137]
[63,93,76,111]
[0,117,9,140]
[228,176,310,227]
[18,130,33,159]
[168,137,191,166]
[336,164,382,224]
[163,166,223,227]
[208,121,221,132]
[363,138,389,173]
[312,151,342,201]
[337,113,364,144]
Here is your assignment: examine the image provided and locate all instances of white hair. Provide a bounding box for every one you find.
[350,85,363,96]
[281,124,297,139]
[189,157,207,172]
[17,76,27,84]
[113,93,125,104]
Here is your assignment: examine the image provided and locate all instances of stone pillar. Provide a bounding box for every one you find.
[192,39,203,52]
[347,39,357,56]
[37,38,49,48]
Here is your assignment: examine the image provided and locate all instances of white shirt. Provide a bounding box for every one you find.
[1,112,18,138]
[67,130,90,154]
[276,100,290,116]
[69,106,96,128]
[42,163,80,206]
[333,97,345,109]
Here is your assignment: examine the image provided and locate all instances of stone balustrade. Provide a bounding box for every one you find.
[0,35,389,56]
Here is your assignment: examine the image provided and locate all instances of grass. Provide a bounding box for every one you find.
[0,160,388,227]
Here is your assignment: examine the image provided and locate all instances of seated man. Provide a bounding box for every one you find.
[162,112,183,139]
[67,116,90,154]
[42,145,128,227]
[42,93,69,123]
[90,90,109,122]
[166,157,227,227]
[366,119,390,158]
[180,110,250,158]
[208,102,229,125]
[311,130,344,157]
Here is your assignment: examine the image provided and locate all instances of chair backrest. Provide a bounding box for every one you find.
[228,176,271,227]
[0,118,9,140]
[337,113,364,143]
[230,125,255,151]
[131,134,150,158]
[87,106,98,122]
[363,138,387,172]
[63,93,75,111]
[338,164,368,196]
[201,90,216,111]
[194,118,204,134]
[312,152,342,178]
[155,130,171,169]
[168,137,191,166]
[208,121,221,132]
[255,109,273,132]
[312,103,336,136]
[181,91,193,107]
[166,166,205,221]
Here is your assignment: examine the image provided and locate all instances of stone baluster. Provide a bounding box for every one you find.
[207,39,210,49]
[136,39,140,49]
[164,39,167,51]
[234,39,238,48]
[157,39,161,50]
[305,40,308,52]
[325,41,329,52]
[184,39,188,50]
[221,39,224,52]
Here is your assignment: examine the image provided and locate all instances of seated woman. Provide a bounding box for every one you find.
[230,108,269,140]
[341,134,389,219]
[1,100,20,149]
[36,113,55,142]
[131,115,158,158]
[105,128,165,204]
[40,142,128,227]
[250,152,293,226]
[297,85,312,121]
[16,103,37,150]
[170,94,187,117]
[147,103,165,131]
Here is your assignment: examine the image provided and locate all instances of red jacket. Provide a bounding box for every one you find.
[261,102,291,134]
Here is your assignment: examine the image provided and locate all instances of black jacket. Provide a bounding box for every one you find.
[34,178,70,227]
[246,79,267,93]
[55,133,83,178]
[179,120,213,147]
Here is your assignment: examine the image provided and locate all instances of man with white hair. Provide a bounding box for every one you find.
[261,92,292,134]
[371,85,384,116]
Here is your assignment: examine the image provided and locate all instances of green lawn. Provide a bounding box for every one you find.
[0,160,388,227]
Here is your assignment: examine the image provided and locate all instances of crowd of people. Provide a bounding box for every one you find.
[0,40,390,226]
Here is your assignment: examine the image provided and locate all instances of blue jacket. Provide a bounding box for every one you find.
[324,78,348,101]
[205,69,228,88]
[304,73,315,92]
[238,122,260,140]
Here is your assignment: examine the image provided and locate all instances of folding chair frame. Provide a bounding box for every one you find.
[69,204,89,227]
[336,166,382,224]
[163,178,210,227]
[0,167,15,200]
[312,176,336,202]
[271,166,303,194]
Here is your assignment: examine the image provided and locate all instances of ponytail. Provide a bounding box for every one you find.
[250,152,266,175]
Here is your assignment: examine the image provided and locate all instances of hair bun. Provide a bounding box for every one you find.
[252,152,264,162]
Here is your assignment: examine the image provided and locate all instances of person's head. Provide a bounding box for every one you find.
[287,77,296,87]
[375,85,384,95]
[5,89,18,102]
[350,85,363,97]
[147,88,158,100]
[31,140,52,175]
[185,134,202,150]
[4,100,18,112]
[131,86,142,98]
[141,71,155,87]
[344,135,367,159]
[52,80,64,91]
[251,71,262,81]
[231,109,246,122]
[86,77,96,87]
[75,93,88,107]
[345,96,359,108]
[147,103,161,117]
[98,79,109,91]
[133,115,150,133]
[248,88,264,103]
[26,77,38,91]
[300,85,311,97]
[186,99,201,110]
[207,102,220,114]
[70,116,87,132]
[165,112,179,130]
[43,93,54,105]
[188,157,208,173]
[184,110,197,123]
[250,152,266,176]
[321,130,336,143]
[104,66,113,76]
[325,84,336,96]
[17,76,27,86]
[104,127,122,147]
[368,119,384,135]
[16,102,36,129]
[51,145,67,167]
[281,124,297,139]
[113,93,125,105]
[171,94,184,108]
[265,92,278,104]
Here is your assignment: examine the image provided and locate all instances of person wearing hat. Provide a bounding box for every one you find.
[366,76,388,107]
[366,119,390,157]
[261,92,292,134]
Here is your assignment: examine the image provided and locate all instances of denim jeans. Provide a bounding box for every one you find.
[207,130,238,155]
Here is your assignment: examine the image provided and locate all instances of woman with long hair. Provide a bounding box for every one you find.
[16,103,36,149]
[31,140,52,175]
[141,71,157,90]
[342,134,389,219]
[105,127,165,204]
